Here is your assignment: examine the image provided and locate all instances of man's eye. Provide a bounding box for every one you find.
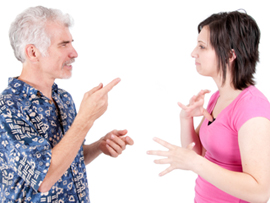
[61,43,69,47]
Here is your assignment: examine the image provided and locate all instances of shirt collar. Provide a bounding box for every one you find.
[8,77,59,97]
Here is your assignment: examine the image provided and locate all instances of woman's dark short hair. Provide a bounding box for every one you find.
[198,10,260,90]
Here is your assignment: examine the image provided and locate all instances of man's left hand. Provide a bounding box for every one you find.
[99,129,134,157]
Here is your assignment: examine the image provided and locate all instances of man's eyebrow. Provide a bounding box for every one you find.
[58,40,74,46]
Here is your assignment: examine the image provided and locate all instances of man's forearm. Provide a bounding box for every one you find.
[38,117,93,193]
[83,141,102,165]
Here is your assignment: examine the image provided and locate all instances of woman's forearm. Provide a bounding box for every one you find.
[193,155,269,202]
[180,116,203,155]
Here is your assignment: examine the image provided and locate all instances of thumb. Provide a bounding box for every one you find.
[187,142,195,150]
[202,108,213,122]
[87,83,103,95]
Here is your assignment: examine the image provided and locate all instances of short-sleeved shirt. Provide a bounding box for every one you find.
[195,86,270,203]
[0,78,90,203]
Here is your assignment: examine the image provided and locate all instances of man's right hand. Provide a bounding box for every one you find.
[77,78,121,128]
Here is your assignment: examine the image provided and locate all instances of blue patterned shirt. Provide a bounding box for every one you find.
[0,78,90,203]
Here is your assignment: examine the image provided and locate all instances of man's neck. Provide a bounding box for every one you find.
[19,63,55,100]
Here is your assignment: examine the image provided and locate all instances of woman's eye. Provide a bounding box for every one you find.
[199,45,205,49]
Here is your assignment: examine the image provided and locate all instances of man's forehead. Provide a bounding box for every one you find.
[46,22,72,42]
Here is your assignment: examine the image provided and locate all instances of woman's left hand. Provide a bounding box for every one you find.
[147,137,198,176]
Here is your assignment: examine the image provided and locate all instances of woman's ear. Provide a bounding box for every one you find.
[229,49,237,63]
[25,44,40,62]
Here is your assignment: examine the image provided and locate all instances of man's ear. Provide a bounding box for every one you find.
[229,49,237,63]
[25,44,40,61]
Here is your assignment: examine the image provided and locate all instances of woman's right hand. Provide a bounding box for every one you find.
[178,89,213,121]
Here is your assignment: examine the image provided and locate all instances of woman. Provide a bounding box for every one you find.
[147,11,270,202]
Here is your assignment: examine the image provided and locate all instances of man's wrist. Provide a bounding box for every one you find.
[73,115,94,134]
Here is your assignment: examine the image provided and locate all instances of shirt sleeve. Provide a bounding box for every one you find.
[233,95,270,132]
[0,108,52,192]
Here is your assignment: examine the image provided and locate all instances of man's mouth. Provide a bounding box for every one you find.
[63,59,75,68]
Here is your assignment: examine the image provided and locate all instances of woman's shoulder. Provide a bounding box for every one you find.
[236,85,270,106]
[232,86,270,131]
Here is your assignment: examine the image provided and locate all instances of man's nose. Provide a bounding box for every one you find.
[69,46,78,58]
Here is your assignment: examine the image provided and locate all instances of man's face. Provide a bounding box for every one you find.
[39,22,78,80]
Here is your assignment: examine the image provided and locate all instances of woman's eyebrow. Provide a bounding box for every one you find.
[198,40,207,45]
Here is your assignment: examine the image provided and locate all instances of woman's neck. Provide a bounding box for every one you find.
[214,73,242,101]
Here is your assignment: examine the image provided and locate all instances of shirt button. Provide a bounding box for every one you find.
[37,91,41,97]
[49,100,53,104]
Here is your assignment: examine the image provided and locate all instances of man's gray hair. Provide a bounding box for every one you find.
[9,6,73,63]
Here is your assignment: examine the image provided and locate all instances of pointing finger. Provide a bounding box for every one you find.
[102,78,121,94]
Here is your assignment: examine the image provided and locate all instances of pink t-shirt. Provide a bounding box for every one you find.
[195,86,270,203]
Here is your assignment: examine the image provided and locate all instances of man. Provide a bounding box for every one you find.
[0,6,133,203]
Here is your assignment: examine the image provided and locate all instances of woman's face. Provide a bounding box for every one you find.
[191,26,218,78]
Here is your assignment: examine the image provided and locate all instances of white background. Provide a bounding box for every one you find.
[1,1,269,202]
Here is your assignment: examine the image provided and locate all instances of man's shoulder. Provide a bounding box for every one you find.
[57,87,70,95]
[0,87,21,119]
[0,86,17,104]
[57,87,74,100]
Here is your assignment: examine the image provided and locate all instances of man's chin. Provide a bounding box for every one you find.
[59,72,72,79]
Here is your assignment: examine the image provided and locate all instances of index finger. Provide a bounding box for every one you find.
[112,129,128,136]
[195,89,211,101]
[199,89,211,96]
[153,137,174,150]
[101,78,121,94]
